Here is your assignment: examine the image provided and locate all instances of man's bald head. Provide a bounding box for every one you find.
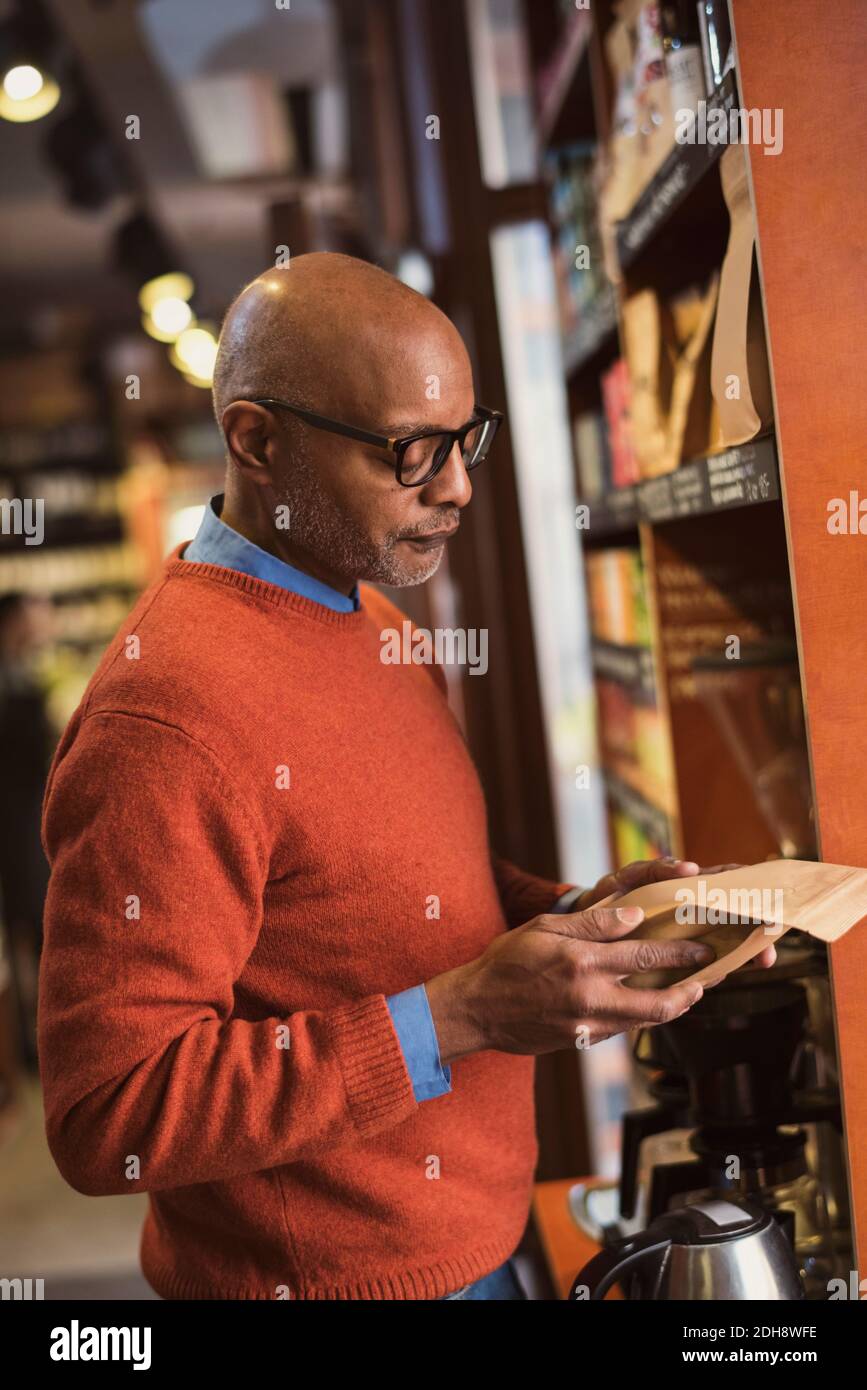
[214,251,480,593]
[212,253,466,429]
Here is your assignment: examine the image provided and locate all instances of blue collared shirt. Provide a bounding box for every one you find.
[182,493,451,1102]
[184,493,362,611]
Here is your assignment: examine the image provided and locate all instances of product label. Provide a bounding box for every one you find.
[667,44,706,113]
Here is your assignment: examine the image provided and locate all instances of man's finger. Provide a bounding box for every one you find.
[605,857,699,899]
[575,1016,643,1046]
[581,938,715,977]
[588,980,704,1027]
[739,942,777,971]
[574,872,618,907]
[557,904,645,941]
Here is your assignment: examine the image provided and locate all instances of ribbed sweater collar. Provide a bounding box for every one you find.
[163,544,369,630]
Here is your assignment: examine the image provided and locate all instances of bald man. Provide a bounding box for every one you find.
[38,254,773,1302]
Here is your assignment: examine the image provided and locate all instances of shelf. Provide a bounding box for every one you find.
[603,769,673,853]
[51,582,140,602]
[615,70,738,272]
[591,638,656,702]
[54,631,126,651]
[0,517,125,551]
[0,426,117,473]
[583,433,779,538]
[582,484,640,538]
[563,292,619,377]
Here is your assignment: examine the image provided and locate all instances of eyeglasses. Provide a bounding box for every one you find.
[248,397,504,487]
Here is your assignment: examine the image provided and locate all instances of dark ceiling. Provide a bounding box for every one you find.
[0,0,349,350]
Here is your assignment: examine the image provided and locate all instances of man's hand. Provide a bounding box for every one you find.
[575,857,777,973]
[426,903,715,1065]
[575,855,704,910]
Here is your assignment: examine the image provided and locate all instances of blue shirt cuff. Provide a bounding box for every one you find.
[550,886,583,914]
[386,984,452,1102]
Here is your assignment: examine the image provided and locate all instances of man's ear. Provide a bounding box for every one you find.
[221,402,276,484]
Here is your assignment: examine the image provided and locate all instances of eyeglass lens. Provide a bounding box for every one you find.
[400,418,495,485]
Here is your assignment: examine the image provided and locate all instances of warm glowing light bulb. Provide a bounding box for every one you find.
[4,65,43,101]
[170,325,218,385]
[138,271,194,315]
[0,64,60,122]
[149,297,193,338]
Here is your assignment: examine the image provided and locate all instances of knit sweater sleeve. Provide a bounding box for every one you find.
[490,853,574,929]
[38,710,418,1198]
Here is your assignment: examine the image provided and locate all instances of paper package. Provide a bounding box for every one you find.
[599,859,867,989]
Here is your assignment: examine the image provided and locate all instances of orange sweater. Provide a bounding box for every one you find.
[38,546,569,1299]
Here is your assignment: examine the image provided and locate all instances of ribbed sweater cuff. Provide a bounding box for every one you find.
[330,995,418,1136]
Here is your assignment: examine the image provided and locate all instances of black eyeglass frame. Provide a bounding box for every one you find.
[247,396,504,487]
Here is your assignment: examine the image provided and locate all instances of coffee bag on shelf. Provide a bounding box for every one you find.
[621,272,720,478]
[710,144,774,444]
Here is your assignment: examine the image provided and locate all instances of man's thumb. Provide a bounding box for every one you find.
[553,904,645,940]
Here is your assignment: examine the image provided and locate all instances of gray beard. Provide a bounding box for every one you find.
[271,449,447,589]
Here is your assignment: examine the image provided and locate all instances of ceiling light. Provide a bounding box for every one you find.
[5,63,41,99]
[170,324,218,387]
[138,271,194,317]
[142,297,193,343]
[116,213,194,315]
[0,61,59,122]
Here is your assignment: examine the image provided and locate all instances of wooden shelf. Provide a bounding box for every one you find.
[615,70,738,272]
[583,433,779,538]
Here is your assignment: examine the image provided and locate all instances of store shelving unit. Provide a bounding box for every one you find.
[614,67,738,269]
[527,0,867,1270]
[584,431,779,535]
[0,360,147,718]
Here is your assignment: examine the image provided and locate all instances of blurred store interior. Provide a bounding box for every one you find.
[1,0,862,1299]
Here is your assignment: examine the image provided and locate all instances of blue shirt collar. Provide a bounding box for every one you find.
[182,493,360,613]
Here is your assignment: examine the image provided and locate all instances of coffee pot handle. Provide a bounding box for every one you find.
[569,1230,673,1300]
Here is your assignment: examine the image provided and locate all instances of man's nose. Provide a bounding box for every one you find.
[420,439,473,508]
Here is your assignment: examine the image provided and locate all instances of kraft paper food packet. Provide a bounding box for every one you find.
[595,859,867,989]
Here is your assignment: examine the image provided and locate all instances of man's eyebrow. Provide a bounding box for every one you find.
[380,414,478,437]
[379,420,440,437]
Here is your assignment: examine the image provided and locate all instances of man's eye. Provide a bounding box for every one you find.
[402,437,440,470]
[400,455,426,476]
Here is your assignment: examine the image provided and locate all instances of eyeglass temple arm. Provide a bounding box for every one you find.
[252,398,502,451]
[251,399,393,450]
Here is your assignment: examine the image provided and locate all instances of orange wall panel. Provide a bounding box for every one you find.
[731,0,867,1272]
